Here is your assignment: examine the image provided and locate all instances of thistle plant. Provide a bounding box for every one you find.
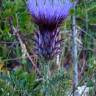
[27,0,74,95]
[27,0,73,60]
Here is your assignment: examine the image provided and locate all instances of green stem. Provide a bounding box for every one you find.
[43,63,50,96]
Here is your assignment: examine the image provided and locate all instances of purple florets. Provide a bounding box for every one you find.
[27,0,74,60]
[27,0,73,29]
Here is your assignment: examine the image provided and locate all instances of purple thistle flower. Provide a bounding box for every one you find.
[27,0,73,30]
[27,0,74,60]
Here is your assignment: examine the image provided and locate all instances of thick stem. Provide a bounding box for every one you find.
[43,62,50,96]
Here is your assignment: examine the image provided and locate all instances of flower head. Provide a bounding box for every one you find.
[27,0,74,60]
[27,0,73,31]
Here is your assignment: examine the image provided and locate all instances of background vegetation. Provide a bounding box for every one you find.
[0,0,96,96]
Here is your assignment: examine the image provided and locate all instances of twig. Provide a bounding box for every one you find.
[8,16,41,75]
[71,2,78,95]
[0,41,18,44]
[76,25,96,40]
